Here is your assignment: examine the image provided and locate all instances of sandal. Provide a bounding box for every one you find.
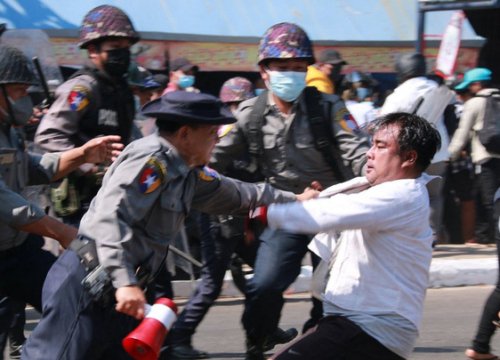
[465,348,498,360]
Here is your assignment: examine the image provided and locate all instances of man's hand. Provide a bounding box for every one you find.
[115,285,146,320]
[82,135,124,164]
[296,188,320,201]
[296,181,322,201]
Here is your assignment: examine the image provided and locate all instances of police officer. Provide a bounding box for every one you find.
[22,91,316,360]
[167,77,258,359]
[210,23,369,360]
[35,5,139,225]
[0,44,123,356]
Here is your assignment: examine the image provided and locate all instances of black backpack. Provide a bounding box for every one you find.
[477,91,500,154]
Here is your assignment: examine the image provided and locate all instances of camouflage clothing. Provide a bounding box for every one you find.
[79,5,140,49]
[258,22,314,65]
[219,77,254,104]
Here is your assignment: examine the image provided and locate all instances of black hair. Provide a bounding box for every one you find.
[369,112,441,171]
[156,119,183,134]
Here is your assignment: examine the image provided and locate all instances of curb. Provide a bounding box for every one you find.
[172,258,498,298]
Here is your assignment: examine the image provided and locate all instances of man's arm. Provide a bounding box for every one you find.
[210,106,250,173]
[17,215,76,249]
[268,181,418,234]
[51,135,124,181]
[191,168,316,215]
[35,76,95,152]
[448,98,481,160]
[0,179,75,248]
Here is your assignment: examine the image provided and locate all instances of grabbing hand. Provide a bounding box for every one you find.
[82,135,124,164]
[296,181,322,201]
[115,285,146,320]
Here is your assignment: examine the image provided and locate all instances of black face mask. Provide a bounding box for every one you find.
[103,48,131,79]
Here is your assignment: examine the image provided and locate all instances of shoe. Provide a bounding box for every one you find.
[9,344,23,359]
[169,344,209,359]
[246,336,265,360]
[263,327,298,352]
[465,348,498,360]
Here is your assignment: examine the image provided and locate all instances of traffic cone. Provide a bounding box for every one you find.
[122,297,178,360]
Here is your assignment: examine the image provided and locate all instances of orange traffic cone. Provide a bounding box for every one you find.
[122,297,178,360]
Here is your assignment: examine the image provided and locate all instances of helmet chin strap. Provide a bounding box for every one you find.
[0,84,15,127]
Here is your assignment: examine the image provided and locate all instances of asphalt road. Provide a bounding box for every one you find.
[5,285,499,360]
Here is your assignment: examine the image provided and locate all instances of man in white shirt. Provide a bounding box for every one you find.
[380,53,453,245]
[267,112,441,360]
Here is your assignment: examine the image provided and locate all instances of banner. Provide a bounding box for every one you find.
[435,11,465,78]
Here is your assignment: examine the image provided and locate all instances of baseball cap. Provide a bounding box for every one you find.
[170,58,199,72]
[454,68,492,90]
[318,49,347,65]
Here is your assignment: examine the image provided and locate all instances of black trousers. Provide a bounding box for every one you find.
[271,316,405,360]
[471,194,500,354]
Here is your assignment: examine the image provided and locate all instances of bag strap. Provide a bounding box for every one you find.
[303,86,351,182]
[247,90,268,158]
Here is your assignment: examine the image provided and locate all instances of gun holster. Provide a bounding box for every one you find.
[70,237,114,306]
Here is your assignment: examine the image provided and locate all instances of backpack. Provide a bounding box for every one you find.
[477,91,500,154]
[247,86,354,182]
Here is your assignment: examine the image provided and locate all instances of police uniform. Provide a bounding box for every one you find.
[0,123,61,354]
[35,4,140,224]
[22,92,296,360]
[168,77,259,358]
[36,67,136,151]
[211,90,369,350]
[34,66,137,223]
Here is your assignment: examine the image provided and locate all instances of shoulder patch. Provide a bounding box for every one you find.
[335,108,360,133]
[68,85,90,112]
[198,166,220,182]
[138,157,167,194]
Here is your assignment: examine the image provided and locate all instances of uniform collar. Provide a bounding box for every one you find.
[267,90,302,118]
[158,136,191,178]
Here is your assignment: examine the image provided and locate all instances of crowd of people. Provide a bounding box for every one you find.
[0,4,499,360]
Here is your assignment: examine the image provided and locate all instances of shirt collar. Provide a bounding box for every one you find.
[158,136,191,178]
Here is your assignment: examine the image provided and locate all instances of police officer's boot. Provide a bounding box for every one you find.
[245,336,265,360]
[168,328,209,359]
[263,327,298,351]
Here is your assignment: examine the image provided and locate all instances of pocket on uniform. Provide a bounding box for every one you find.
[294,131,315,149]
[263,133,278,149]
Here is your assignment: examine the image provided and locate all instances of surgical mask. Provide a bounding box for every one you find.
[103,48,131,78]
[178,75,195,89]
[0,95,34,126]
[356,87,372,101]
[255,88,265,96]
[267,70,306,102]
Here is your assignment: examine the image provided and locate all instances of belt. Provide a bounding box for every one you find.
[70,236,154,289]
[69,236,99,271]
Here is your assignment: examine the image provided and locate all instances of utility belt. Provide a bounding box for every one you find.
[69,237,153,307]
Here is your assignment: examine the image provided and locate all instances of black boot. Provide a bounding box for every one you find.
[245,336,265,360]
[169,344,209,359]
[168,328,209,359]
[263,327,298,352]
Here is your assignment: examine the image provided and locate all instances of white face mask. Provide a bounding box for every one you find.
[1,95,33,126]
[266,70,306,102]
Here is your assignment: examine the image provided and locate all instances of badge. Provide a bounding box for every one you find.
[336,108,359,133]
[138,157,166,194]
[68,85,90,112]
[198,166,220,182]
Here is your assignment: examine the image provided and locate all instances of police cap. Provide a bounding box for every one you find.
[141,91,236,125]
